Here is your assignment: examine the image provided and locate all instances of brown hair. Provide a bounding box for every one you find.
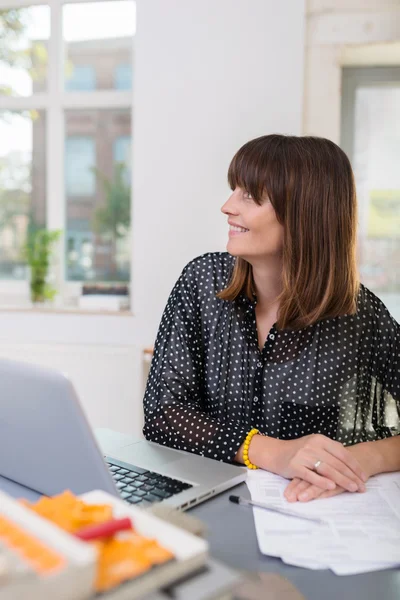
[218,134,359,330]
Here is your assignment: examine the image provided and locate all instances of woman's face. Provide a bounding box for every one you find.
[221,187,284,262]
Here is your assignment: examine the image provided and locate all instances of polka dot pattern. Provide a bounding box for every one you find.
[143,253,400,462]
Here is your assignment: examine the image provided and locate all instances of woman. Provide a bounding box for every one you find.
[143,135,400,503]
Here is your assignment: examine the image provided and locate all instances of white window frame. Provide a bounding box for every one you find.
[0,0,133,304]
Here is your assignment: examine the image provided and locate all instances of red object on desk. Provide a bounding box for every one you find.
[74,517,133,541]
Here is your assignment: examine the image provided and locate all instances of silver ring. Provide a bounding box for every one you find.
[313,460,322,471]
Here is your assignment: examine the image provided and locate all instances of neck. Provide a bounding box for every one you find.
[250,256,283,313]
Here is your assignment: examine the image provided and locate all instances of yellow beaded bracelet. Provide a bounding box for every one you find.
[243,428,259,470]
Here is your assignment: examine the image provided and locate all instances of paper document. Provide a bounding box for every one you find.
[246,470,400,575]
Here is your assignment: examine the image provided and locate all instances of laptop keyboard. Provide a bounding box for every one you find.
[105,457,193,507]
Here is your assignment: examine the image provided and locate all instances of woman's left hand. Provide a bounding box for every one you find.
[284,442,375,503]
[284,477,346,502]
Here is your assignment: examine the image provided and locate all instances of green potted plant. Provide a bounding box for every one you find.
[23,229,61,304]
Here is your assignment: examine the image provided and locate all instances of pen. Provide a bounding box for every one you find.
[74,517,133,541]
[229,495,325,524]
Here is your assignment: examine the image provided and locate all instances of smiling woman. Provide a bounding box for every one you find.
[143,134,400,504]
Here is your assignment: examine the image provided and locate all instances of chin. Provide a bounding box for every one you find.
[226,241,242,257]
[226,247,240,257]
[226,248,249,262]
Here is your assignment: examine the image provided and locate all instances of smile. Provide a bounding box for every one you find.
[229,225,249,233]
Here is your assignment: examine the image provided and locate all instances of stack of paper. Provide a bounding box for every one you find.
[246,470,400,575]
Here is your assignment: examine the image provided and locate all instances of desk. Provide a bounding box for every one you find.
[1,477,399,600]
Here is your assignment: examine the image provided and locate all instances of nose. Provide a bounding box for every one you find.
[221,191,239,216]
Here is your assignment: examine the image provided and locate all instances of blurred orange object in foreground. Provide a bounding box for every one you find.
[21,490,174,592]
[21,490,113,533]
[0,514,65,575]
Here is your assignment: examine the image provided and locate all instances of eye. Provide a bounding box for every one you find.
[243,190,253,200]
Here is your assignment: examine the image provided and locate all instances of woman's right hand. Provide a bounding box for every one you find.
[249,433,367,493]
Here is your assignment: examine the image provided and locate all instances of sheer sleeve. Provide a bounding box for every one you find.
[142,261,248,462]
[376,307,400,437]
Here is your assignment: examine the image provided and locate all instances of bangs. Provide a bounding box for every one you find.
[227,135,283,207]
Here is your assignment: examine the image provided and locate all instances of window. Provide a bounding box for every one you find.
[0,110,46,280]
[65,137,96,197]
[341,67,400,322]
[0,0,135,304]
[115,64,132,90]
[114,135,131,185]
[0,5,50,96]
[63,2,134,92]
[65,66,96,91]
[66,222,94,281]
[65,109,131,282]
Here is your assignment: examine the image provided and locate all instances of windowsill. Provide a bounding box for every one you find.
[0,304,133,317]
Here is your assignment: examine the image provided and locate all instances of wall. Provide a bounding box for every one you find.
[132,0,305,347]
[0,0,306,436]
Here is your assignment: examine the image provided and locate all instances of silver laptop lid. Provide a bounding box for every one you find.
[0,358,118,497]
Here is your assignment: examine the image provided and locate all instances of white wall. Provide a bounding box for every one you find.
[132,0,305,347]
[0,0,305,435]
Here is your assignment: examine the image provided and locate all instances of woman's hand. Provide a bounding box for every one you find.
[284,478,346,502]
[250,433,367,493]
[283,442,374,502]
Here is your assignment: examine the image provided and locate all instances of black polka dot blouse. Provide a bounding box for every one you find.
[143,252,400,463]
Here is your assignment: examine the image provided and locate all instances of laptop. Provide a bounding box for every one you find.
[0,358,246,509]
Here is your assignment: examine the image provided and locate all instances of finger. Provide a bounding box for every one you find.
[290,480,311,502]
[298,484,325,502]
[320,439,368,482]
[284,479,308,502]
[295,465,336,491]
[321,453,366,490]
[284,477,302,496]
[316,449,366,493]
[318,486,346,500]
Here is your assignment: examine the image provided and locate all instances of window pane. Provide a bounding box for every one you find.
[353,86,400,319]
[65,109,131,282]
[65,65,96,91]
[63,1,135,92]
[113,135,131,185]
[0,6,50,96]
[65,137,96,196]
[114,64,132,90]
[0,110,46,279]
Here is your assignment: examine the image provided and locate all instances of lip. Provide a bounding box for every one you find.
[228,220,247,229]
